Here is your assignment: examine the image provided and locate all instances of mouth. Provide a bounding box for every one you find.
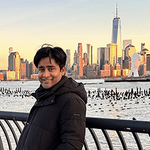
[42,78,53,82]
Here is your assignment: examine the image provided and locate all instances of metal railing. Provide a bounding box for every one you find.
[0,111,150,150]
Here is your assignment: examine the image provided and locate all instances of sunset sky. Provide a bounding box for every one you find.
[0,0,150,69]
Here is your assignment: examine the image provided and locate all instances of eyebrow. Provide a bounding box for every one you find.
[38,65,55,68]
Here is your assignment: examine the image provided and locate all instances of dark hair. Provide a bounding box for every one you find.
[34,44,67,70]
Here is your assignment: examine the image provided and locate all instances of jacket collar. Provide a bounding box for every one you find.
[32,76,68,106]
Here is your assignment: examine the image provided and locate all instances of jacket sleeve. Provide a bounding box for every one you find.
[55,94,86,150]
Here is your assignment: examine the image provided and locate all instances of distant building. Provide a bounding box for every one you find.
[25,59,30,79]
[112,63,121,77]
[70,63,78,79]
[8,51,21,80]
[123,39,132,59]
[139,64,146,76]
[123,39,132,51]
[20,58,27,79]
[66,49,71,72]
[97,47,106,70]
[100,64,111,77]
[146,54,150,75]
[73,50,78,64]
[29,62,37,78]
[87,44,93,65]
[0,72,4,80]
[83,53,88,66]
[111,4,122,60]
[122,69,129,77]
[77,43,83,77]
[106,43,117,67]
[140,48,149,65]
[4,70,16,80]
[140,48,150,75]
[123,44,136,69]
[30,74,38,79]
[83,65,97,78]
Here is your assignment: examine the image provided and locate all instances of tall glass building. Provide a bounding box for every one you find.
[87,44,93,65]
[111,5,122,59]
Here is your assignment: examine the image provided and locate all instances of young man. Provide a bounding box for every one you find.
[16,44,87,150]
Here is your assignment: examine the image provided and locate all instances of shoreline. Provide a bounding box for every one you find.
[105,76,150,82]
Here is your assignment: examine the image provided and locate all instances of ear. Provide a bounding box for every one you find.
[61,66,66,75]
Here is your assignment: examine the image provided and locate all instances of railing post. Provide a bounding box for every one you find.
[0,136,4,150]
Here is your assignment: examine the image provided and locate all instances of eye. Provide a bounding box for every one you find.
[38,68,45,72]
[48,68,53,72]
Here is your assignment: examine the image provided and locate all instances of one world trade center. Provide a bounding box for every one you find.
[112,4,122,61]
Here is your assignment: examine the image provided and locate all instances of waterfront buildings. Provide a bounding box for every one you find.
[1,5,150,80]
[1,41,150,80]
[6,48,37,80]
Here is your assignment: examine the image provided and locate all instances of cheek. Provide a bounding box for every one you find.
[38,72,42,79]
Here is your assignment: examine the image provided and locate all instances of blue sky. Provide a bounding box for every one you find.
[0,0,150,69]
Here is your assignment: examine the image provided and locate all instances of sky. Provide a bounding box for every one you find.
[0,0,150,69]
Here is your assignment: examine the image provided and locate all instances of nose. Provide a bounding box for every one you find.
[43,69,50,77]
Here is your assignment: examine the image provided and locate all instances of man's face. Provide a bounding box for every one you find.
[38,57,66,89]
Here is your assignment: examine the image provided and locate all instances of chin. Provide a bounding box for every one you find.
[42,84,52,89]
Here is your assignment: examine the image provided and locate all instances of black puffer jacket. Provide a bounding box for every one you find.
[16,76,87,150]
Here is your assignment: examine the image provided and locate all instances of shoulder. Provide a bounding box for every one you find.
[58,92,85,104]
[56,92,86,112]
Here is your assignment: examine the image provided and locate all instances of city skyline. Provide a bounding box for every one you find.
[0,0,150,70]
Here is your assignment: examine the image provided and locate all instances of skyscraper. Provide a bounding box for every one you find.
[106,43,117,67]
[77,43,83,77]
[8,52,21,80]
[87,44,93,65]
[97,47,107,70]
[83,53,88,66]
[111,4,122,60]
[73,50,78,64]
[20,58,27,79]
[123,39,132,50]
[29,61,36,78]
[123,39,132,59]
[66,49,71,71]
[123,44,136,69]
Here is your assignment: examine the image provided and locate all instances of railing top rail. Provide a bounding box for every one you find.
[1,111,150,134]
[0,111,28,121]
[86,117,150,133]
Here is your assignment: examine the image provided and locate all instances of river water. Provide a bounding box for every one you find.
[0,79,150,149]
